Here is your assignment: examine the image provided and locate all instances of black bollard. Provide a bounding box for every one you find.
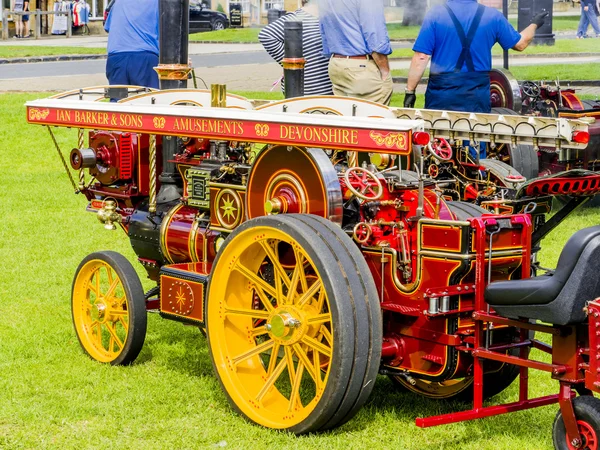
[518,0,555,45]
[283,21,305,99]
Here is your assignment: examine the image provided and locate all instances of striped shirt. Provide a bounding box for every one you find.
[258,9,333,96]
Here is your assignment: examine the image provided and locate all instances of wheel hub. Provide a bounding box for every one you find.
[266,307,304,344]
[92,301,107,322]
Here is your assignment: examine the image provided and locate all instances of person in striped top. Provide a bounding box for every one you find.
[258,0,333,96]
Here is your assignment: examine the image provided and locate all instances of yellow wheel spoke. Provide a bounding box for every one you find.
[315,289,326,313]
[106,266,114,285]
[256,357,287,403]
[306,313,331,326]
[111,308,128,316]
[87,284,99,297]
[284,346,296,385]
[108,335,115,353]
[319,325,333,347]
[313,351,322,391]
[259,241,291,290]
[296,280,322,308]
[293,247,309,294]
[224,307,270,320]
[234,261,277,298]
[253,285,275,313]
[93,323,102,347]
[287,264,301,305]
[301,335,332,358]
[104,278,122,302]
[232,339,274,366]
[289,360,305,412]
[266,342,281,377]
[292,344,318,384]
[104,323,124,350]
[94,269,100,299]
[118,316,128,332]
[250,325,269,337]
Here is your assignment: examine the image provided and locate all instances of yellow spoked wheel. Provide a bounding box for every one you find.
[72,251,147,366]
[207,214,382,434]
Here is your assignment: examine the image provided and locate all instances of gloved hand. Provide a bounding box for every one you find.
[531,10,549,28]
[404,92,416,108]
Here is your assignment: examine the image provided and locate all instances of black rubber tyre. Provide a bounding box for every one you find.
[446,201,489,220]
[292,214,382,430]
[206,214,382,434]
[553,396,600,450]
[480,158,526,189]
[389,202,525,401]
[71,251,147,366]
[582,99,600,110]
[211,19,226,31]
[491,107,539,179]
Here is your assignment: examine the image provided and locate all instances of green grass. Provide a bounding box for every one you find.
[392,38,600,59]
[189,27,261,42]
[0,91,596,448]
[392,63,600,81]
[387,15,579,42]
[0,46,106,58]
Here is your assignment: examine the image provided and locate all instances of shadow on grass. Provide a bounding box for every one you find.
[329,376,554,442]
[141,316,214,378]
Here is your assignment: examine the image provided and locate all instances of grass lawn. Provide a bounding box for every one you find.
[392,38,600,59]
[392,63,600,81]
[0,91,596,448]
[189,27,261,42]
[0,46,106,59]
[388,15,579,41]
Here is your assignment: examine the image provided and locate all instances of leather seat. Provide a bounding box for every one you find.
[485,226,600,325]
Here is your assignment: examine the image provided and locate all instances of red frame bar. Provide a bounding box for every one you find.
[472,312,563,336]
[416,395,560,428]
[472,348,568,375]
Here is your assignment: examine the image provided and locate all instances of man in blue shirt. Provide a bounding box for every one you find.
[104,0,159,89]
[404,0,547,113]
[319,0,393,105]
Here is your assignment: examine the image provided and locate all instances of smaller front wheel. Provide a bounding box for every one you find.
[72,251,147,365]
[211,19,225,31]
[553,396,600,450]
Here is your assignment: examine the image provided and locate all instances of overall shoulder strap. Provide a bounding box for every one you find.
[445,4,486,72]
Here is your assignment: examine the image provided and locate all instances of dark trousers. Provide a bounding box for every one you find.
[425,71,491,113]
[106,51,159,89]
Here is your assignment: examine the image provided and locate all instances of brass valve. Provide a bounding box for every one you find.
[97,199,122,230]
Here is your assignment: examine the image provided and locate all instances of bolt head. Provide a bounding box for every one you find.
[266,324,272,331]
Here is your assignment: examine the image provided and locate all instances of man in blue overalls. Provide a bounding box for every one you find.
[404,0,548,113]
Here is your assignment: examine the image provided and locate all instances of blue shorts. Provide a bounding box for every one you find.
[22,14,29,21]
[106,51,159,89]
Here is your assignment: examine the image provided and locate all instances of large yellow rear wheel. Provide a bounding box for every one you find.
[207,214,382,434]
[72,251,147,365]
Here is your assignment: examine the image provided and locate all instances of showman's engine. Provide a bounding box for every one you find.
[25,87,600,447]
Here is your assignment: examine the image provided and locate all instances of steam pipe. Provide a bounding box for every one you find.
[502,0,509,70]
[156,0,191,203]
[283,21,305,99]
[158,0,190,90]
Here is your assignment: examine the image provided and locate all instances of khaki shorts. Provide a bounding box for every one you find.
[328,57,393,106]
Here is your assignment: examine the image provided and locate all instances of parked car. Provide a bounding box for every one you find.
[103,0,229,32]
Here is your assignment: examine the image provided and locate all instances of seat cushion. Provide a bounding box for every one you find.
[485,274,558,306]
[485,226,600,325]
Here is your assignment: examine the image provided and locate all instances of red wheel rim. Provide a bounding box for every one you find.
[567,420,598,450]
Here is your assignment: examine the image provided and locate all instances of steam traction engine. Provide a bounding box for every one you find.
[27,87,600,448]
